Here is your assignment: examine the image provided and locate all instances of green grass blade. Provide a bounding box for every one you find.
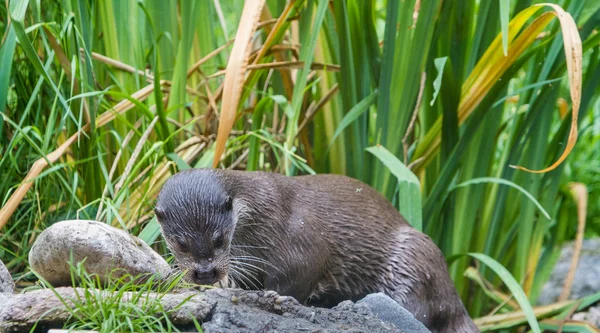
[375,0,399,145]
[366,145,422,231]
[455,253,541,333]
[328,90,378,150]
[492,77,563,107]
[138,217,161,245]
[195,143,216,168]
[10,1,72,121]
[247,97,271,171]
[450,177,551,220]
[167,0,200,113]
[283,0,329,174]
[0,23,17,120]
[500,0,510,56]
[430,57,448,106]
[166,153,191,171]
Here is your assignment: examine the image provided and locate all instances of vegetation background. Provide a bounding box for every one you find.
[1,0,600,331]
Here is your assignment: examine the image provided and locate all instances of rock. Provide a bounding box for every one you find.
[28,220,170,287]
[0,287,214,333]
[357,293,431,332]
[0,287,408,333]
[0,259,14,293]
[572,305,600,327]
[199,289,402,332]
[538,239,600,305]
[0,292,11,310]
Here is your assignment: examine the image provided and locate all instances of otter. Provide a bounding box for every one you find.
[154,169,479,333]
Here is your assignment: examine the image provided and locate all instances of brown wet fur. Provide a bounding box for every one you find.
[155,169,479,333]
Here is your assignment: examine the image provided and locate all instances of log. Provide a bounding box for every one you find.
[0,287,213,333]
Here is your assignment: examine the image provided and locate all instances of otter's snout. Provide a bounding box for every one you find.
[192,265,219,285]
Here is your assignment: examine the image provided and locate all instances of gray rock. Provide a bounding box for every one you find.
[0,287,405,333]
[0,292,11,310]
[28,220,170,286]
[0,259,14,293]
[201,289,402,332]
[539,239,600,305]
[572,305,600,327]
[357,293,431,332]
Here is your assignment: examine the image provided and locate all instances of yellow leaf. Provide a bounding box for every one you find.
[510,4,582,173]
[557,97,568,119]
[412,4,582,175]
[459,12,554,122]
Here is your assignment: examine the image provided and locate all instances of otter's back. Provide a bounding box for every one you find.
[280,173,412,301]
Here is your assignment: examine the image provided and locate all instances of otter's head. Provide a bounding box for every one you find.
[154,170,236,285]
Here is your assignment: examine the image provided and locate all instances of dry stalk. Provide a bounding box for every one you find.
[206,61,340,80]
[403,72,427,164]
[558,183,588,301]
[296,83,339,137]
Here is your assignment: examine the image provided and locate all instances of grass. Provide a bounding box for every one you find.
[30,260,196,333]
[1,0,600,331]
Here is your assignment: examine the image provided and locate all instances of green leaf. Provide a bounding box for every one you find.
[285,0,329,174]
[167,0,200,113]
[0,24,17,119]
[247,97,271,171]
[449,177,551,220]
[10,1,72,121]
[430,57,448,106]
[492,77,563,107]
[454,253,541,333]
[366,145,422,231]
[375,0,399,146]
[287,0,328,116]
[195,143,216,168]
[500,0,510,56]
[166,153,191,171]
[539,322,600,333]
[138,217,162,245]
[328,90,378,150]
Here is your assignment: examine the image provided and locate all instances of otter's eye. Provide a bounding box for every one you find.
[223,196,233,211]
[176,239,188,252]
[154,207,165,220]
[214,235,224,248]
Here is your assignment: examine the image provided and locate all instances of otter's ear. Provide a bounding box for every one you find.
[224,196,233,211]
[154,207,166,221]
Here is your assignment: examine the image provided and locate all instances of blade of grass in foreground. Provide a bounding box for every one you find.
[450,253,541,333]
[366,145,422,231]
[0,14,17,121]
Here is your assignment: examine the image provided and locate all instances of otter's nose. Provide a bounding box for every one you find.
[193,266,218,284]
